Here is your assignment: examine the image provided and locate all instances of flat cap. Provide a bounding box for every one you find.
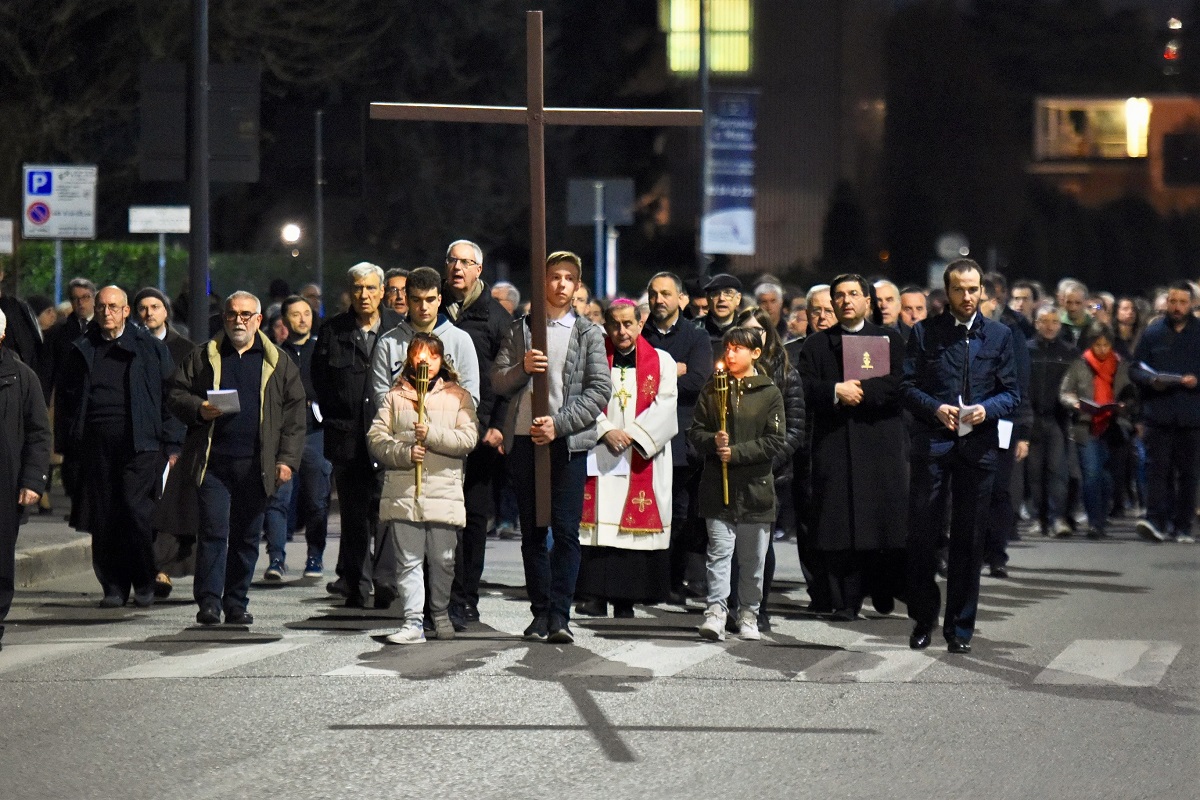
[704,273,742,294]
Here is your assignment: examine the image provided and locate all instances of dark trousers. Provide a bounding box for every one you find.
[669,463,701,591]
[1027,416,1068,526]
[823,549,864,615]
[907,447,996,642]
[984,443,1017,567]
[334,458,379,602]
[1144,425,1200,535]
[451,445,496,610]
[265,430,331,562]
[510,436,587,621]
[195,457,268,613]
[0,502,17,640]
[87,431,160,599]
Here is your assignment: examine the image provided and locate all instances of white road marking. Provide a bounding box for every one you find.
[0,639,121,675]
[794,645,938,683]
[324,663,403,677]
[1034,640,1182,687]
[561,640,727,678]
[99,638,313,679]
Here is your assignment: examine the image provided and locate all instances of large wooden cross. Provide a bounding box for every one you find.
[370,10,702,525]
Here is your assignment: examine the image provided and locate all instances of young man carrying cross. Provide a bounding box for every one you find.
[491,252,611,644]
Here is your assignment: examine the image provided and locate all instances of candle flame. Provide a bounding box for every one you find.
[716,361,725,371]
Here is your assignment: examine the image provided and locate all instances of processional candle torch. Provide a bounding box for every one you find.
[714,362,730,506]
[414,355,430,497]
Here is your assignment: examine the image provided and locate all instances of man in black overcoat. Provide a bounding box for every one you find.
[797,274,908,621]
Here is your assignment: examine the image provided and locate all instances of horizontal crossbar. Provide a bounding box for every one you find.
[370,102,703,127]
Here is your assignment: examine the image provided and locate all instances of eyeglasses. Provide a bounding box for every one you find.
[446,257,480,268]
[383,287,403,297]
[223,311,258,322]
[96,304,125,314]
[709,288,740,300]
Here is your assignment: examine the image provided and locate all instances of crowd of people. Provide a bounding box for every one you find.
[0,247,1197,655]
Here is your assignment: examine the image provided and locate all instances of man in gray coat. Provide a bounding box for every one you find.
[492,251,611,644]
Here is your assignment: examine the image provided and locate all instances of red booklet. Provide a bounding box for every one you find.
[842,335,891,381]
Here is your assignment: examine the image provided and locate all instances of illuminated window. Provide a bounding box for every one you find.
[659,0,752,74]
[1034,97,1151,160]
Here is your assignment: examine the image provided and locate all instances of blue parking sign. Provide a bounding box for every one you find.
[27,170,52,195]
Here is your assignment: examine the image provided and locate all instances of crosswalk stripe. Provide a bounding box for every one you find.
[1033,640,1181,687]
[99,638,313,679]
[794,646,937,683]
[560,639,727,678]
[0,639,121,675]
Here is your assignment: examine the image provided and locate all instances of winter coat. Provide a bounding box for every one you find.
[641,316,713,466]
[367,376,479,528]
[491,314,611,453]
[689,371,787,524]
[1059,356,1136,444]
[167,330,306,497]
[443,279,512,432]
[1130,314,1200,428]
[0,348,50,500]
[59,325,184,456]
[759,346,805,480]
[311,308,403,465]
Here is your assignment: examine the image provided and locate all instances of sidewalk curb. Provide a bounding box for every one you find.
[15,536,92,587]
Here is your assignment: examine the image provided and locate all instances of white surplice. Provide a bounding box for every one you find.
[580,346,678,550]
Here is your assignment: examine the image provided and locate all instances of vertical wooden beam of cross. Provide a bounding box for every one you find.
[370,11,702,525]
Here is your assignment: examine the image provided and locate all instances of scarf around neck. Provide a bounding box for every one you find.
[1083,347,1117,436]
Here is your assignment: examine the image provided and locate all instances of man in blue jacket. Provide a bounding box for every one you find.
[1130,281,1200,543]
[902,260,1020,654]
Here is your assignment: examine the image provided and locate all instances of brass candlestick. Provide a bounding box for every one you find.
[414,359,430,497]
[713,363,729,506]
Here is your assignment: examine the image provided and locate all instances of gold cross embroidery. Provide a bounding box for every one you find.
[631,490,653,512]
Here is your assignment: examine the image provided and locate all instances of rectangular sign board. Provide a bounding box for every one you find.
[129,205,191,234]
[0,219,12,255]
[701,91,757,256]
[22,164,98,239]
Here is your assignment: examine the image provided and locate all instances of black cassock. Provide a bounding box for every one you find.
[797,322,909,612]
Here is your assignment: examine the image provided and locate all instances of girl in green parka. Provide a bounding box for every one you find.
[688,327,787,642]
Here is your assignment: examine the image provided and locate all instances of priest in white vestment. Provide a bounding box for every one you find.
[577,299,678,618]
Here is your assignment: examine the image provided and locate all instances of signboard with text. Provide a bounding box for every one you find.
[129,205,191,234]
[701,91,758,256]
[22,164,98,239]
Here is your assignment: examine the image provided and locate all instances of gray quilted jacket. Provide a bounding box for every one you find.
[491,315,611,453]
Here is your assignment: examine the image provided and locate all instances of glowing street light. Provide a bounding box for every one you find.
[281,222,302,258]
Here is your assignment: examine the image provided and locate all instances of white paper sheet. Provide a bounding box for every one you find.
[956,395,973,437]
[587,447,630,477]
[207,389,241,414]
[997,419,1013,450]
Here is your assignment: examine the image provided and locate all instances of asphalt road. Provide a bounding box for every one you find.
[1,520,1197,800]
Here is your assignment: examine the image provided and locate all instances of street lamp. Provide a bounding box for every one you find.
[281,222,302,257]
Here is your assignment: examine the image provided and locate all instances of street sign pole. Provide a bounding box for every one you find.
[54,239,62,304]
[158,232,167,292]
[593,181,606,299]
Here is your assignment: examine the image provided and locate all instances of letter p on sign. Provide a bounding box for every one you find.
[27,171,52,195]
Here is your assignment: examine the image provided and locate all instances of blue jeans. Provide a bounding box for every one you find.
[510,436,587,622]
[1077,436,1112,533]
[195,457,268,612]
[705,519,769,616]
[265,430,331,563]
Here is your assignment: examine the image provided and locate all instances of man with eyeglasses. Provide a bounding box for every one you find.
[169,291,306,625]
[384,268,409,316]
[59,286,183,608]
[312,263,403,608]
[439,240,512,625]
[701,274,744,357]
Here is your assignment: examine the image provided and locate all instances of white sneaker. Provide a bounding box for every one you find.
[1136,520,1167,543]
[385,623,426,645]
[698,605,727,641]
[1173,534,1195,544]
[737,610,761,641]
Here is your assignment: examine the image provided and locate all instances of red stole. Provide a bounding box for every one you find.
[581,337,664,534]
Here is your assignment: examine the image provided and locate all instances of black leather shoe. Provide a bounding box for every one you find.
[909,625,932,650]
[326,579,349,597]
[574,599,607,617]
[98,594,126,609]
[947,636,971,654]
[373,587,397,610]
[612,603,635,619]
[224,608,254,626]
[196,605,221,626]
[756,611,772,632]
[988,564,1009,579]
[344,595,367,609]
[463,604,480,622]
[132,588,155,608]
[872,595,896,615]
